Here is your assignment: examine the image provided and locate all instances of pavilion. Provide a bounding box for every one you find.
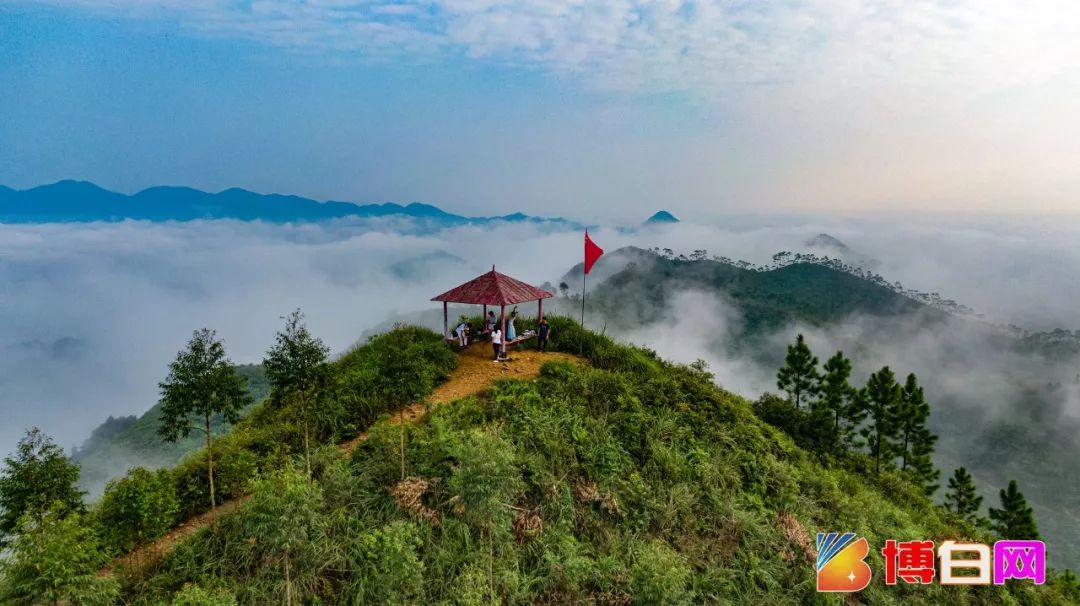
[432,266,553,355]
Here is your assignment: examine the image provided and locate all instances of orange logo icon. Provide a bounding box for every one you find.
[817,533,872,592]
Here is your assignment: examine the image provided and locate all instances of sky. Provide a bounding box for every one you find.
[2,1,1080,221]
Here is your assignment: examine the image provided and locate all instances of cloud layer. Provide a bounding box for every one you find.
[4,214,1080,457]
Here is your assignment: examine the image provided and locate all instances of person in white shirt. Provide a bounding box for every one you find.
[491,327,502,361]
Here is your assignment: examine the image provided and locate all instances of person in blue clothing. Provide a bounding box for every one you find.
[506,307,518,341]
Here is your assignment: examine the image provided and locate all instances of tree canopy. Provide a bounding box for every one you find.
[0,427,85,547]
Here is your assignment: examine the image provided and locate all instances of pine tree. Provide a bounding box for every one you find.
[844,388,869,451]
[818,351,856,455]
[989,480,1040,540]
[0,428,85,547]
[861,366,901,476]
[158,328,252,511]
[944,467,984,526]
[264,309,331,477]
[776,334,821,409]
[897,374,939,494]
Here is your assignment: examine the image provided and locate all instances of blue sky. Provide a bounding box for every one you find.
[2,1,1079,220]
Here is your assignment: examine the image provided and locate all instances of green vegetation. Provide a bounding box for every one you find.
[73,364,270,496]
[776,334,820,409]
[587,249,939,338]
[158,328,254,511]
[990,480,1041,541]
[944,466,984,527]
[263,309,331,477]
[95,467,180,555]
[4,318,1076,603]
[0,508,119,605]
[0,427,85,547]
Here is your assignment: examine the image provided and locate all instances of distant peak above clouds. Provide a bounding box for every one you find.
[645,210,679,225]
[0,181,577,227]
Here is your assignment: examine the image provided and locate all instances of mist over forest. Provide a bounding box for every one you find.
[4,215,1080,455]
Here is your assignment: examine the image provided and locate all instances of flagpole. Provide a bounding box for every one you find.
[580,267,586,328]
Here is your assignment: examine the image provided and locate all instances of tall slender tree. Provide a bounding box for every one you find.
[944,467,984,526]
[158,328,252,511]
[264,309,330,477]
[0,428,85,547]
[776,334,821,409]
[861,366,901,476]
[989,480,1040,540]
[896,374,940,494]
[818,351,857,454]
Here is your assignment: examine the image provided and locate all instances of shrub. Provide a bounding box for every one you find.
[0,508,119,606]
[170,583,237,606]
[96,466,180,554]
[344,520,425,603]
[629,539,692,605]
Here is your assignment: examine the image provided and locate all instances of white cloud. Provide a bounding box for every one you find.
[26,0,1080,101]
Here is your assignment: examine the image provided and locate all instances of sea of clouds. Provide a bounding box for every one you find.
[2,214,1080,456]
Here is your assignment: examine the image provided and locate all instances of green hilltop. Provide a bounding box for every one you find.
[2,319,1077,603]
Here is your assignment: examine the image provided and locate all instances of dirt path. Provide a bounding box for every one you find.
[107,342,581,575]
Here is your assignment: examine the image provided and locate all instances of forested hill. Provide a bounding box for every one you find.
[3,321,1076,603]
[72,364,270,495]
[585,248,944,335]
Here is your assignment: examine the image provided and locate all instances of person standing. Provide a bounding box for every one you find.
[507,308,517,341]
[486,310,497,335]
[491,327,503,361]
[537,318,550,352]
[455,319,469,347]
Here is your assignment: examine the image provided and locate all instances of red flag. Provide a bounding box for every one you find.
[584,229,604,275]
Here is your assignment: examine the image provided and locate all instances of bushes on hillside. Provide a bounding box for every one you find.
[96,467,180,554]
[164,325,457,519]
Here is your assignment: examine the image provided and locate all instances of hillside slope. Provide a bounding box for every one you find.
[586,250,942,335]
[110,321,1074,604]
[72,365,270,495]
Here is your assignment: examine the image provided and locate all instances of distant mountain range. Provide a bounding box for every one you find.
[0,180,579,225]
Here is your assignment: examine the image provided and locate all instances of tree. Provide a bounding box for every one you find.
[158,328,252,511]
[242,465,329,606]
[0,507,118,605]
[776,334,821,409]
[0,428,85,547]
[818,351,857,455]
[897,374,940,494]
[264,309,331,477]
[95,467,180,554]
[861,366,901,476]
[371,339,435,480]
[944,467,984,526]
[989,480,1040,540]
[448,428,523,603]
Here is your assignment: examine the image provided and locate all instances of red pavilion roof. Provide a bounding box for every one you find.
[432,268,553,306]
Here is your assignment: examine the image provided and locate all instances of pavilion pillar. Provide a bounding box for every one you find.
[483,304,487,326]
[443,302,449,340]
[538,299,543,322]
[500,304,506,357]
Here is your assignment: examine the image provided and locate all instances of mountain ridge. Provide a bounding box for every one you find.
[0,180,576,225]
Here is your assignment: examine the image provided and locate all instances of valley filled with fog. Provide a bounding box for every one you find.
[4,215,1080,456]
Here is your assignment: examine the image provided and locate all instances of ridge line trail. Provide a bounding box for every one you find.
[105,343,582,574]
